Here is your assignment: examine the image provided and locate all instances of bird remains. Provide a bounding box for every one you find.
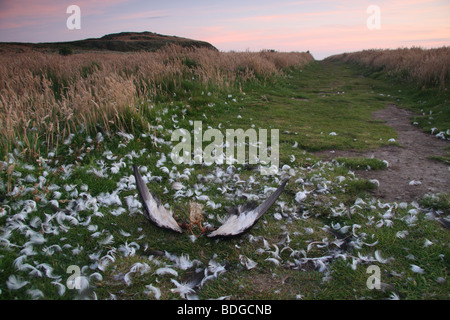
[133,164,289,238]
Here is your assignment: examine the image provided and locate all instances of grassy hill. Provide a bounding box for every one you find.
[0,31,217,54]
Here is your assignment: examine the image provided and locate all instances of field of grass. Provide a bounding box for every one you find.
[0,46,313,160]
[0,47,449,300]
[327,47,450,141]
[326,47,450,90]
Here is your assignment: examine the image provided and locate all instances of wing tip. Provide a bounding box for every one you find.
[206,231,235,239]
[133,163,184,234]
[206,178,290,239]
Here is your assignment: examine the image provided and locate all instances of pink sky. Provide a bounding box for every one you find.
[0,0,448,59]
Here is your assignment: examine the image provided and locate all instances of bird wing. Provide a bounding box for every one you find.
[207,178,289,238]
[133,164,183,233]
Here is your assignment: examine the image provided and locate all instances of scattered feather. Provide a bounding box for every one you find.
[144,284,161,300]
[51,281,66,296]
[410,264,424,274]
[239,255,258,270]
[170,279,196,299]
[156,267,178,277]
[27,288,44,299]
[6,275,29,290]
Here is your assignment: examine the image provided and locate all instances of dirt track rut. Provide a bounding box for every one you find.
[319,104,450,202]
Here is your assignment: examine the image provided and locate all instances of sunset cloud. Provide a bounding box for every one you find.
[0,0,448,59]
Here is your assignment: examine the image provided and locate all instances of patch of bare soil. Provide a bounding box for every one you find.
[317,104,450,202]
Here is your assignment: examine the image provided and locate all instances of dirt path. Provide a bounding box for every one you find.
[318,104,450,202]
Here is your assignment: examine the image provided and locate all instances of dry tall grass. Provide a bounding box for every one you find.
[0,46,313,158]
[327,47,450,90]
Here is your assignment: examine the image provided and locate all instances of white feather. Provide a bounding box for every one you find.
[144,284,161,300]
[51,281,66,296]
[130,262,151,275]
[423,239,434,247]
[314,260,327,272]
[155,267,178,277]
[239,255,258,270]
[268,244,280,259]
[110,207,126,217]
[76,276,90,293]
[295,191,308,203]
[36,263,59,279]
[208,258,227,276]
[6,275,29,290]
[265,258,280,266]
[123,271,133,286]
[89,272,104,281]
[207,209,259,237]
[98,234,114,246]
[175,254,197,270]
[170,279,196,299]
[396,230,409,239]
[388,292,400,300]
[374,250,392,264]
[13,255,28,270]
[27,288,44,299]
[410,264,424,274]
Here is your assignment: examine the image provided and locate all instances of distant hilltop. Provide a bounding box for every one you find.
[0,31,218,53]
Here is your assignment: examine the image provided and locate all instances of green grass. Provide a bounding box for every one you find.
[344,61,450,140]
[216,62,398,152]
[420,193,450,213]
[427,146,450,165]
[428,155,450,165]
[1,60,449,300]
[334,157,388,170]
